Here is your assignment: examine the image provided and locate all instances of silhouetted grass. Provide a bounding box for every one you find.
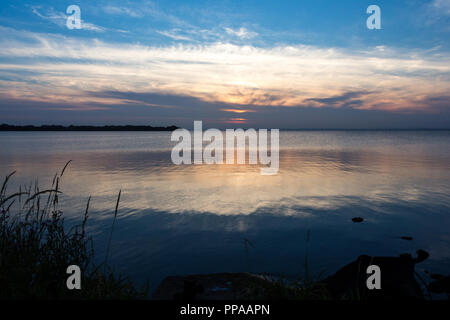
[0,162,148,299]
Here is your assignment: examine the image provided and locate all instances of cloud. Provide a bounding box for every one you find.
[0,27,448,117]
[305,91,373,109]
[103,5,143,18]
[156,30,192,41]
[225,27,258,39]
[220,109,256,114]
[31,6,105,32]
[432,0,450,15]
[101,2,190,28]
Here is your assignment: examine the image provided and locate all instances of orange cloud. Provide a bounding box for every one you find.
[222,118,248,124]
[220,108,255,113]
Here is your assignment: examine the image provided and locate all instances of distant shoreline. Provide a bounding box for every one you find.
[0,124,449,131]
[0,124,179,131]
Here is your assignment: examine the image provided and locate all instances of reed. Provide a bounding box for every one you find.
[0,162,148,299]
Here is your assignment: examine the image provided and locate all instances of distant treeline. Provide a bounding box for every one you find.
[0,124,179,131]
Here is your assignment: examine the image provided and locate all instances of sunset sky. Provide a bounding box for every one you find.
[0,0,449,128]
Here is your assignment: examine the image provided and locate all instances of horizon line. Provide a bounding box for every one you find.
[1,124,450,132]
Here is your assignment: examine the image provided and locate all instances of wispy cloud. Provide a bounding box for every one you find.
[224,27,258,39]
[156,29,192,41]
[102,5,143,18]
[101,2,189,27]
[432,0,450,15]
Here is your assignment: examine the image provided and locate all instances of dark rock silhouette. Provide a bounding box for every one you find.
[323,250,428,300]
[428,275,450,294]
[415,249,429,263]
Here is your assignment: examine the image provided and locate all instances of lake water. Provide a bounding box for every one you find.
[1,131,450,292]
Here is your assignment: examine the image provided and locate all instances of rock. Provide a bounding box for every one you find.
[428,276,450,294]
[352,217,364,223]
[323,250,428,300]
[414,249,429,263]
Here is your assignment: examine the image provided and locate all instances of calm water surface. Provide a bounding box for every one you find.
[1,131,450,291]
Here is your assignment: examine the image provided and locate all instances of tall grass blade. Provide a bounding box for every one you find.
[1,171,16,197]
[104,190,121,271]
[60,160,72,177]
